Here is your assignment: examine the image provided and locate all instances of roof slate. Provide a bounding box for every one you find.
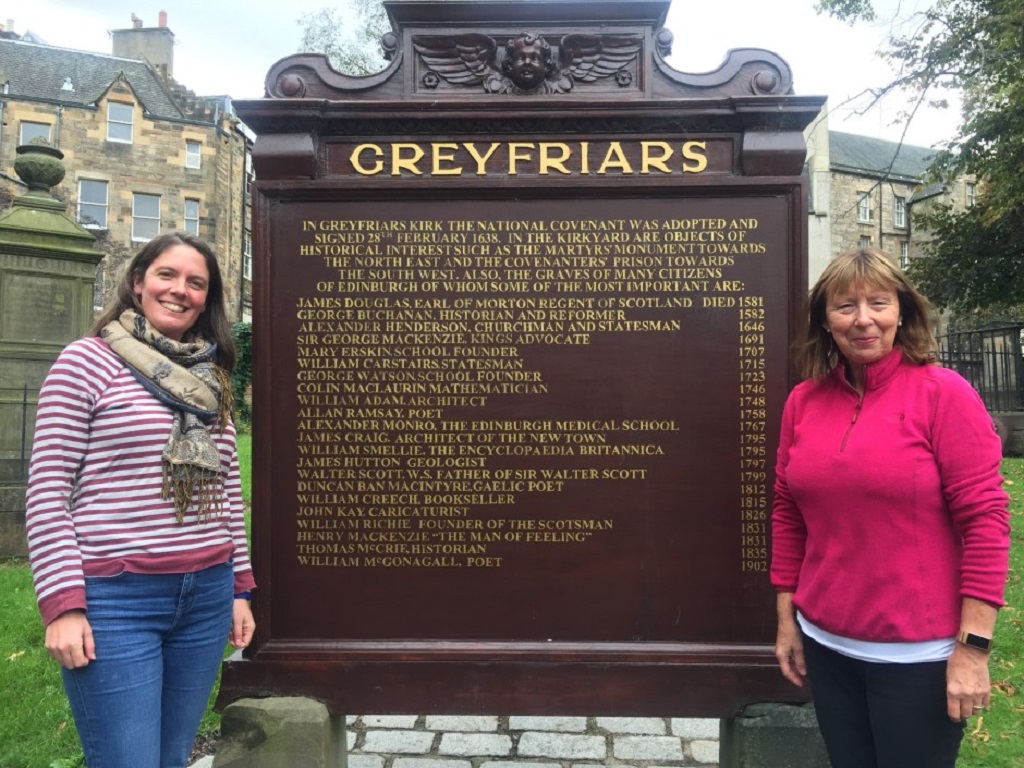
[0,38,185,120]
[829,130,937,182]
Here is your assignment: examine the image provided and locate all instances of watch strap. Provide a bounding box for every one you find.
[956,630,993,652]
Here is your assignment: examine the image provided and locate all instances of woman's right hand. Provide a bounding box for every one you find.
[45,610,96,669]
[775,592,807,687]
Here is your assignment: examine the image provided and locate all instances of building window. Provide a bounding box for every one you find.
[185,140,202,169]
[857,192,872,222]
[107,102,134,143]
[894,196,907,228]
[132,193,161,241]
[859,235,871,248]
[183,198,200,235]
[243,230,253,280]
[244,152,254,199]
[20,121,51,145]
[77,179,109,228]
[899,241,910,270]
[966,183,976,208]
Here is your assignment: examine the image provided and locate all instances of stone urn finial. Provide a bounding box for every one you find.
[12,140,67,212]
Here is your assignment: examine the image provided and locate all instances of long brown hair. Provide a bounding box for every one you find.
[797,246,937,381]
[92,232,237,372]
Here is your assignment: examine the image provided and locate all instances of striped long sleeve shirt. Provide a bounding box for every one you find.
[26,336,255,626]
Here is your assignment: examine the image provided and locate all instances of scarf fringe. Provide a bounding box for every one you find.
[163,463,223,523]
[213,365,235,429]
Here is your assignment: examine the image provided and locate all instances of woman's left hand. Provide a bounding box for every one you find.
[230,598,255,649]
[946,643,991,721]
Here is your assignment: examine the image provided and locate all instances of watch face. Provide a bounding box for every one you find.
[960,632,992,651]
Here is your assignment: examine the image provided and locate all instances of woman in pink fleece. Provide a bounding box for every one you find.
[771,247,1010,768]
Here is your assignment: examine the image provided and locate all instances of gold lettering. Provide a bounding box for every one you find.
[350,144,384,175]
[392,143,425,176]
[641,141,673,174]
[431,143,463,176]
[682,141,708,173]
[464,142,502,174]
[539,143,572,175]
[508,143,535,175]
[597,142,632,174]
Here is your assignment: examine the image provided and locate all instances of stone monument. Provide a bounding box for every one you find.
[0,142,100,555]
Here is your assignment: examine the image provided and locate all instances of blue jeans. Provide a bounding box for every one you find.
[62,563,234,768]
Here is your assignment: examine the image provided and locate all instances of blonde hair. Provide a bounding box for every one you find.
[797,246,937,380]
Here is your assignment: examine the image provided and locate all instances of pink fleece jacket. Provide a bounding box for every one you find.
[771,348,1010,642]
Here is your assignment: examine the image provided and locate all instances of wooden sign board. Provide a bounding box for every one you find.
[223,0,824,717]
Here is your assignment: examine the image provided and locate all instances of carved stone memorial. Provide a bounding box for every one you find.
[223,0,825,716]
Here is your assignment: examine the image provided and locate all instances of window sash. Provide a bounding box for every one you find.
[894,196,906,228]
[243,232,253,280]
[185,141,202,169]
[78,180,109,228]
[184,199,200,235]
[20,121,51,144]
[107,102,134,143]
[857,193,871,222]
[132,193,161,241]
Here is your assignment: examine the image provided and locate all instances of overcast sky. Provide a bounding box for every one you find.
[10,0,958,147]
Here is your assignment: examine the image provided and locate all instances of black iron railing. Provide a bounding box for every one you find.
[937,325,1024,412]
[0,386,37,482]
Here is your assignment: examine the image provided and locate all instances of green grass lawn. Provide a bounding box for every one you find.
[1,441,1021,767]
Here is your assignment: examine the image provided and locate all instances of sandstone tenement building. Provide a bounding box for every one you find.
[0,14,253,320]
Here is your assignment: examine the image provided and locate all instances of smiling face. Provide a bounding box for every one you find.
[507,37,549,88]
[826,281,901,378]
[132,243,209,341]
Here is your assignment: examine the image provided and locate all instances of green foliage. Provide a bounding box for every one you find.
[815,0,876,22]
[910,202,1024,314]
[0,562,83,768]
[297,0,391,76]
[237,432,252,506]
[957,458,1024,767]
[232,322,253,431]
[818,0,1024,315]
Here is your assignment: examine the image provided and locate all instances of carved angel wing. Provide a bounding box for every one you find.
[558,35,642,83]
[412,34,499,86]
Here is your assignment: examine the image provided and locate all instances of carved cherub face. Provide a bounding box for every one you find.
[504,34,551,89]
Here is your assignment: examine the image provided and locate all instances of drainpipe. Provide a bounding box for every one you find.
[877,183,884,251]
[0,82,7,163]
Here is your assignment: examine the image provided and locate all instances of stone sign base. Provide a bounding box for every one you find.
[214,697,346,768]
[213,699,828,768]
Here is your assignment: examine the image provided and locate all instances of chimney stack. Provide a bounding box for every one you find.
[111,13,175,79]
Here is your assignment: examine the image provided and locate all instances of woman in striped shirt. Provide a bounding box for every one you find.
[26,231,255,768]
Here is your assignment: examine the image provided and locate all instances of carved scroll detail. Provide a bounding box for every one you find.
[264,48,403,100]
[653,46,794,96]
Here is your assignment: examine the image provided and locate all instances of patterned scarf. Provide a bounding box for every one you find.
[101,309,234,522]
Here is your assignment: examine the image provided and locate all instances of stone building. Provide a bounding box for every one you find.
[0,14,254,321]
[805,111,977,286]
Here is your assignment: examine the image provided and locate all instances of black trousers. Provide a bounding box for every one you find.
[802,634,965,768]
